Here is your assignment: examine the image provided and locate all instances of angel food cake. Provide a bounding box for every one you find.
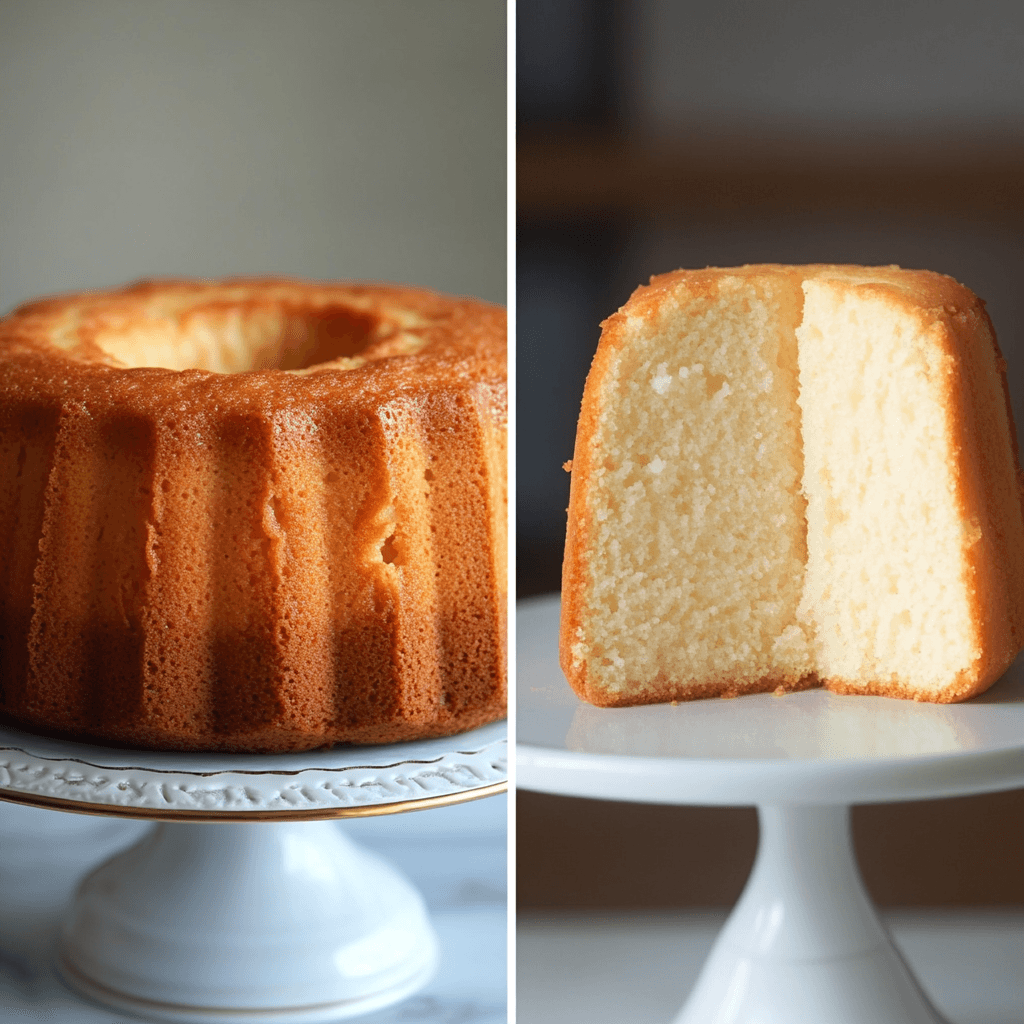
[560,265,1024,706]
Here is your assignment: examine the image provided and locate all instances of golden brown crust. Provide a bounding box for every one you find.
[565,672,820,709]
[558,280,631,704]
[939,299,1024,695]
[0,279,507,752]
[0,277,505,384]
[561,263,1024,706]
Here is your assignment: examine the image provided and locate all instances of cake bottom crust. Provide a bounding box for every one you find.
[583,672,820,709]
[582,665,1005,709]
[0,704,507,754]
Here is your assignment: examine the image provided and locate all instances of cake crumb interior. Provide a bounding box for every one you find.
[580,275,812,698]
[797,280,976,693]
[576,271,980,701]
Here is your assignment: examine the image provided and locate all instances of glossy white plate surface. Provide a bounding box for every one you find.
[517,594,1024,805]
[0,719,506,818]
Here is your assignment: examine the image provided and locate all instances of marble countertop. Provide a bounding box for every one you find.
[0,795,507,1023]
[517,909,1024,1024]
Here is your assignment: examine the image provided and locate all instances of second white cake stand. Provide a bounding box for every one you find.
[0,718,507,1023]
[517,595,1024,1024]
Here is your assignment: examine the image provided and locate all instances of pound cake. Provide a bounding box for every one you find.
[0,279,506,752]
[561,265,1024,706]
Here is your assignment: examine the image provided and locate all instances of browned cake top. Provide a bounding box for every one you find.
[0,278,506,418]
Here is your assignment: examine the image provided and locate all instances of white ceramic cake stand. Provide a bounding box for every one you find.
[0,719,506,1023]
[518,595,1024,1024]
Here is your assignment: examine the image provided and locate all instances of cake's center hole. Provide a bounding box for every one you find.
[91,303,401,373]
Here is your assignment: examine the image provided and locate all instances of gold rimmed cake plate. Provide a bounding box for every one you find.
[0,720,506,1023]
[0,719,507,821]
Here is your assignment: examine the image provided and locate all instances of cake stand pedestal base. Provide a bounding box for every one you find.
[0,717,505,1022]
[59,820,437,1023]
[676,805,946,1024]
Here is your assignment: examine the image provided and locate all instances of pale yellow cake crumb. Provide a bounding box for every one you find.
[560,264,1024,708]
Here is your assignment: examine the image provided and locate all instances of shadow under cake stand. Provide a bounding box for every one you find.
[0,718,507,1023]
[517,594,1024,1024]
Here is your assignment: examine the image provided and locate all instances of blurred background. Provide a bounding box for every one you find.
[0,0,506,311]
[518,0,1024,917]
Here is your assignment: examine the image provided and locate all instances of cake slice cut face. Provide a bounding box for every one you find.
[560,266,1024,705]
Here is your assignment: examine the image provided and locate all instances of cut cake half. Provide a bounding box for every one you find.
[560,265,1024,706]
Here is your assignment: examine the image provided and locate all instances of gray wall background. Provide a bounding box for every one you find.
[628,0,1024,135]
[0,0,506,313]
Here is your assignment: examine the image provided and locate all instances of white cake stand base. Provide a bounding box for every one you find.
[59,821,435,1023]
[676,805,943,1024]
[0,719,506,1022]
[518,595,1024,1024]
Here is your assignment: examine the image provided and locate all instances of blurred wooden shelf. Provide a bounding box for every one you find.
[518,130,1024,221]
